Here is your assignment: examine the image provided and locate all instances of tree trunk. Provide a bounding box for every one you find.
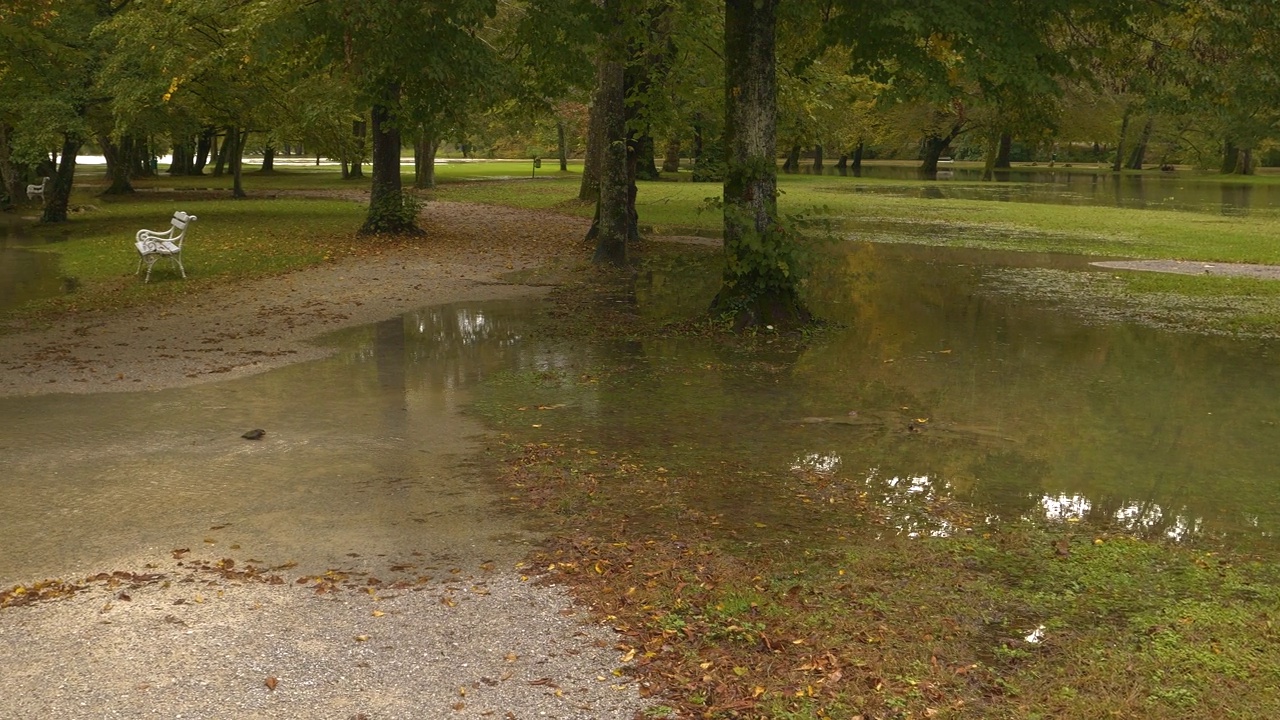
[634,133,659,180]
[1126,116,1152,170]
[712,0,808,328]
[0,123,24,207]
[590,34,629,266]
[41,135,82,223]
[1221,141,1240,174]
[782,143,800,172]
[920,125,961,178]
[260,145,275,173]
[1234,147,1254,175]
[579,61,607,202]
[981,133,999,181]
[662,138,681,173]
[851,140,863,176]
[360,94,420,236]
[193,128,213,174]
[995,132,1012,168]
[350,119,367,179]
[99,135,134,195]
[230,128,248,198]
[557,120,568,172]
[214,127,231,176]
[812,144,823,173]
[1112,108,1131,173]
[414,129,439,189]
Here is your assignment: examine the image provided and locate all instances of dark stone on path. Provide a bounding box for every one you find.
[241,429,265,440]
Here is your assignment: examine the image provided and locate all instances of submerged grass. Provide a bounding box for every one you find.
[477,268,1280,719]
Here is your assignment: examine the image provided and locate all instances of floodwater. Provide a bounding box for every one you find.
[0,305,545,586]
[5,248,1280,587]
[801,164,1280,215]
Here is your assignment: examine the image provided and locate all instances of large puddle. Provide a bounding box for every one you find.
[5,244,1280,587]
[0,304,544,585]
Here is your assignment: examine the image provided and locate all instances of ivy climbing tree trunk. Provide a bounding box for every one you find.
[361,92,421,236]
[712,0,809,329]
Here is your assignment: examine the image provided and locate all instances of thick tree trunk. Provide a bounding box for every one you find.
[713,0,808,328]
[1234,147,1254,175]
[260,145,275,173]
[1221,141,1240,174]
[591,42,629,265]
[981,133,999,181]
[360,96,420,236]
[193,128,213,174]
[99,135,135,195]
[41,135,82,223]
[851,140,863,176]
[995,132,1012,169]
[634,133,659,180]
[919,125,961,178]
[1127,116,1153,170]
[812,144,823,173]
[579,61,607,202]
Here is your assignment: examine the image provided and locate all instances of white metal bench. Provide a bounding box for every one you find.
[26,177,48,199]
[135,211,197,282]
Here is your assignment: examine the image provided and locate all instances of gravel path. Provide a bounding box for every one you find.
[0,200,658,719]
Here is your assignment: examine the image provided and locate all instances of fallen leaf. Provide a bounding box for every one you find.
[264,677,278,691]
[354,635,370,642]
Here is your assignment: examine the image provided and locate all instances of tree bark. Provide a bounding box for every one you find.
[1221,141,1240,174]
[920,124,962,178]
[99,135,135,195]
[557,120,568,172]
[590,42,629,265]
[230,127,248,198]
[41,135,82,223]
[1234,147,1254,175]
[579,61,607,201]
[1112,108,1131,173]
[360,93,421,236]
[193,128,213,174]
[995,132,1012,168]
[349,119,367,179]
[812,144,823,173]
[712,0,808,328]
[214,127,231,176]
[1126,116,1153,170]
[414,129,438,189]
[0,123,21,206]
[782,142,800,172]
[260,145,275,173]
[662,138,681,173]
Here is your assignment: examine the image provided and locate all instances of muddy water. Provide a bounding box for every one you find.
[0,304,543,586]
[6,248,1280,587]
[805,165,1280,216]
[588,243,1280,549]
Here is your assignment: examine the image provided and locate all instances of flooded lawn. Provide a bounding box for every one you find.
[0,304,544,585]
[4,242,1280,588]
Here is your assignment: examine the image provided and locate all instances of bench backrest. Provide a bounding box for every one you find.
[171,211,196,238]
